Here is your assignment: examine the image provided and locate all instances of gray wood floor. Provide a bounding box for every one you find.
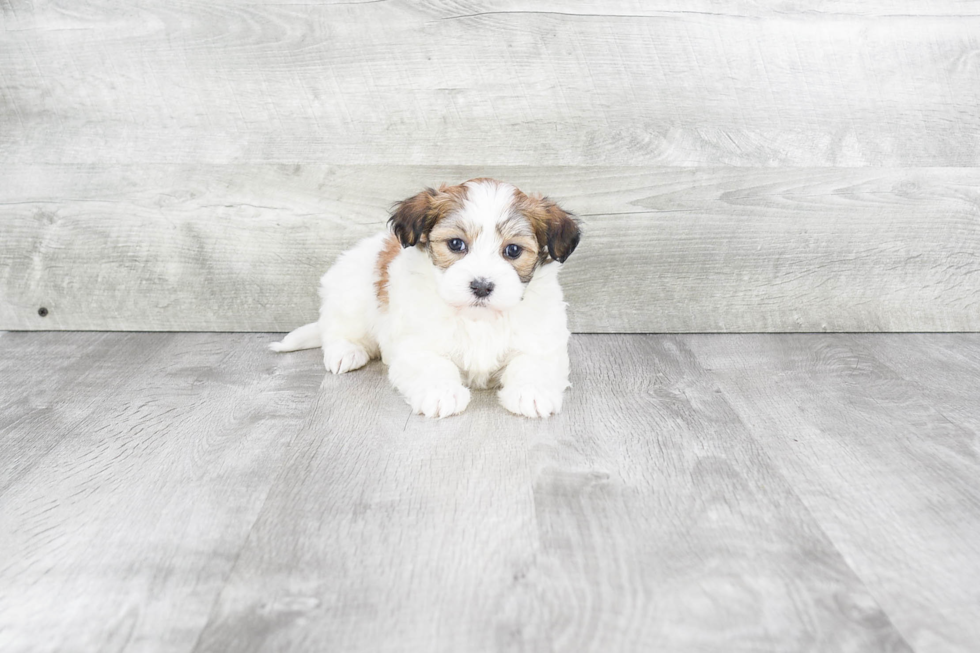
[0,332,978,653]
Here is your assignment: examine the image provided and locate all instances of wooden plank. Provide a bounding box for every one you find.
[192,361,544,652]
[0,333,323,653]
[684,334,980,653]
[1,1,979,166]
[2,165,978,332]
[851,333,980,435]
[193,335,909,652]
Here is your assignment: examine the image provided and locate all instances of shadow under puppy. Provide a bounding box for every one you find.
[271,178,581,418]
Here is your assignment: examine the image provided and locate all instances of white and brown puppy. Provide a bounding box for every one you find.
[270,178,580,418]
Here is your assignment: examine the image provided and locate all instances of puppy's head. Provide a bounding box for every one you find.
[389,179,580,312]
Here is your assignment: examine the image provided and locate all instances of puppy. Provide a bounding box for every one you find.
[270,178,580,418]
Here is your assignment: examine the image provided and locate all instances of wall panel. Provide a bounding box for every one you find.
[2,165,977,332]
[2,1,978,331]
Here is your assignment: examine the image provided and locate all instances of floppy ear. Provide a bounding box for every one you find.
[388,188,439,248]
[543,203,581,263]
[524,196,581,263]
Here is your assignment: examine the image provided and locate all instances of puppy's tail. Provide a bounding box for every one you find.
[269,322,321,353]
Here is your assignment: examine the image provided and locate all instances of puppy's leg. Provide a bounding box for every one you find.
[316,235,385,374]
[321,340,372,375]
[498,348,570,418]
[318,288,376,375]
[387,350,470,418]
[319,304,375,375]
[270,319,371,375]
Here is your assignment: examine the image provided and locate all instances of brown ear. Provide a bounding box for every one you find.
[388,188,439,248]
[521,195,581,263]
[388,185,467,248]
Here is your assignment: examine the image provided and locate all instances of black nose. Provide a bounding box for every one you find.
[470,278,495,298]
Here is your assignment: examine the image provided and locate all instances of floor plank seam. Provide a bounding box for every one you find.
[712,381,918,653]
[189,373,329,653]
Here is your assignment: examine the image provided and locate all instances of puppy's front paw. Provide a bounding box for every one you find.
[408,385,471,418]
[498,385,563,418]
[323,341,370,375]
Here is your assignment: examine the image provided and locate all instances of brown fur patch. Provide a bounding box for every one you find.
[374,233,403,306]
[427,183,469,236]
[428,212,481,270]
[513,190,581,264]
[388,183,469,248]
[496,214,540,283]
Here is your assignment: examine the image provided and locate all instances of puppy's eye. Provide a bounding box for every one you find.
[447,238,467,253]
[503,244,523,259]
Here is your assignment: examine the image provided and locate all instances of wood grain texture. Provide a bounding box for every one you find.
[193,364,543,652]
[684,334,980,653]
[4,332,976,651]
[3,0,980,332]
[0,332,168,495]
[2,165,978,332]
[853,333,980,436]
[192,334,908,652]
[2,0,979,166]
[0,333,323,653]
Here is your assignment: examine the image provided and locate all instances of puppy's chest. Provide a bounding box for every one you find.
[450,318,517,388]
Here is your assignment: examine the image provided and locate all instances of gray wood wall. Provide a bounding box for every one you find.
[2,0,978,332]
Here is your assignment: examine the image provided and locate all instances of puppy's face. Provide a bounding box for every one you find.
[389,179,580,312]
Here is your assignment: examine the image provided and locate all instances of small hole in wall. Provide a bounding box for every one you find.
[38,307,49,317]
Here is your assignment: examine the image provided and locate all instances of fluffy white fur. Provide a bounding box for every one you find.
[271,179,579,418]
